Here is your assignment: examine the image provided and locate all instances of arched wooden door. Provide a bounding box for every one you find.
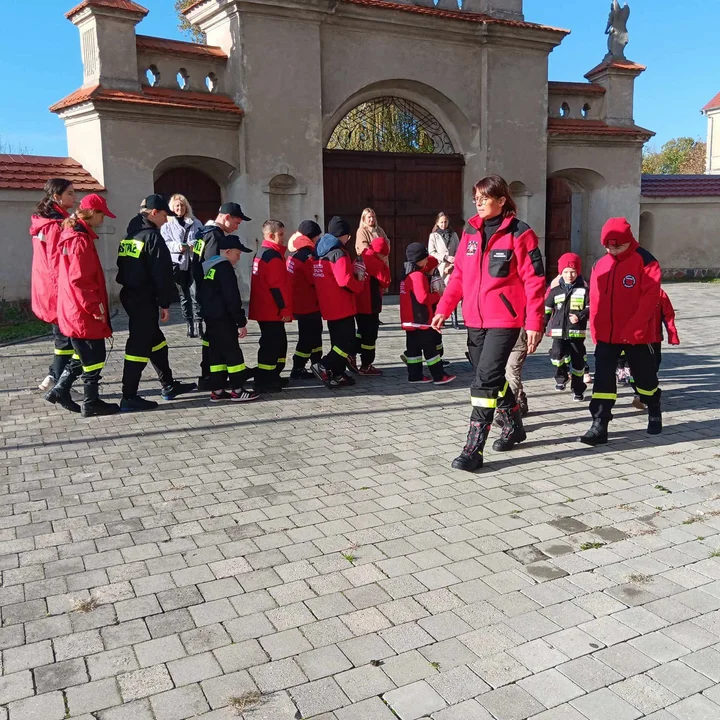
[545,177,573,280]
[154,168,221,223]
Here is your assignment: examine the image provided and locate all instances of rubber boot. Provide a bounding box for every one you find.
[45,364,82,413]
[81,382,120,417]
[518,391,529,417]
[647,403,662,435]
[492,405,527,451]
[187,321,196,338]
[451,421,491,472]
[578,418,609,446]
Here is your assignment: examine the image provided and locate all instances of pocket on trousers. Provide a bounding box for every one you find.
[499,292,518,319]
[488,249,513,278]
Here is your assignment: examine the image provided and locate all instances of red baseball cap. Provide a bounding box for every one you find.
[79,194,116,218]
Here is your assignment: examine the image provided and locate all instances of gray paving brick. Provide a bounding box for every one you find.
[1,640,53,673]
[384,680,447,720]
[213,639,268,673]
[557,656,623,692]
[427,664,490,704]
[180,623,232,654]
[54,629,104,661]
[87,647,139,680]
[570,688,642,720]
[610,675,679,715]
[66,678,123,714]
[97,699,154,720]
[134,634,187,667]
[167,651,223,685]
[382,649,438,685]
[593,642,658,677]
[335,664,395,702]
[666,694,720,720]
[680,646,720,682]
[478,684,545,720]
[7,691,65,720]
[35,658,89,692]
[470,651,532,688]
[199,669,257,709]
[101,620,151,649]
[648,660,714,697]
[249,658,306,693]
[149,684,210,720]
[0,671,34,705]
[338,633,396,667]
[518,668,584,708]
[335,696,398,720]
[629,631,691,662]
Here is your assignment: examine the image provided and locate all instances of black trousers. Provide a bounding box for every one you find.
[467,327,520,423]
[173,266,199,322]
[70,338,106,385]
[206,320,250,392]
[257,321,287,386]
[551,338,587,396]
[120,289,173,398]
[405,329,444,381]
[355,313,380,367]
[51,324,75,379]
[591,342,661,420]
[293,312,323,370]
[322,316,356,378]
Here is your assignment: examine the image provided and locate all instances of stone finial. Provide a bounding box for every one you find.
[605,0,630,61]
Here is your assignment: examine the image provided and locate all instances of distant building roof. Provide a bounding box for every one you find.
[641,174,720,197]
[50,84,242,116]
[702,91,720,113]
[0,155,103,191]
[66,0,149,20]
[548,81,605,96]
[548,119,654,140]
[136,35,227,61]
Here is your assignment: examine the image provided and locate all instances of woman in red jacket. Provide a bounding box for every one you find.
[30,178,77,391]
[432,175,546,472]
[45,194,120,417]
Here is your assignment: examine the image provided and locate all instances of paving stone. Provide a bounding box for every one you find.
[97,699,154,720]
[629,631,691,662]
[117,665,174,701]
[87,648,139,680]
[593,642,658,677]
[167,652,223,685]
[666,694,720,720]
[335,664,395,702]
[7,691,65,720]
[200,670,257,709]
[557,656,623,692]
[0,672,34,705]
[470,651,532,688]
[648,660,714,697]
[291,677,349,717]
[610,675,679,715]
[432,699,494,720]
[260,627,313,660]
[296,645,353,680]
[67,678,123,714]
[526,706,588,720]
[679,646,720,681]
[508,639,569,672]
[213,639,268,673]
[34,658,89,692]
[2,640,53,673]
[249,659,306,693]
[427,664,490,704]
[570,688,642,720]
[149,685,210,720]
[338,633,396,667]
[518,668,584,708]
[478,684,546,720]
[335,696,398,720]
[383,680,447,720]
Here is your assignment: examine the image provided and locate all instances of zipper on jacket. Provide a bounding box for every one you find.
[608,262,616,343]
[499,292,517,319]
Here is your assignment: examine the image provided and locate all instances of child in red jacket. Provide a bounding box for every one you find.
[249,220,292,392]
[580,218,662,446]
[287,220,323,379]
[400,243,456,385]
[347,236,391,377]
[311,217,364,389]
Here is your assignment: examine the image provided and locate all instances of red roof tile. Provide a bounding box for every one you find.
[66,0,148,20]
[702,91,720,113]
[50,84,242,116]
[548,118,654,139]
[585,58,646,79]
[641,174,720,197]
[136,35,227,60]
[0,155,103,191]
[548,81,605,96]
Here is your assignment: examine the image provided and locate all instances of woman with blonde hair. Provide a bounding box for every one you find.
[161,193,203,337]
[355,207,389,256]
[428,211,461,329]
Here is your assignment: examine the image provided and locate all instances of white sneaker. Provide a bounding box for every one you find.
[39,375,55,391]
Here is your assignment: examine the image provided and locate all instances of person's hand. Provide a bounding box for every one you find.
[281,315,292,322]
[238,327,248,339]
[160,308,170,323]
[431,313,446,330]
[526,330,542,354]
[178,245,186,254]
[569,314,579,324]
[447,255,455,263]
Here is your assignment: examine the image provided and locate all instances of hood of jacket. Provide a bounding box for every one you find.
[126,213,153,237]
[202,255,229,275]
[288,232,316,253]
[30,214,61,236]
[316,233,343,258]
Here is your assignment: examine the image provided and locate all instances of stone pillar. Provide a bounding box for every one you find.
[461,0,524,20]
[66,0,147,91]
[585,59,645,127]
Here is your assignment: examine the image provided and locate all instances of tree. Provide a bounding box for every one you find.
[175,0,206,44]
[642,137,707,175]
[0,135,31,154]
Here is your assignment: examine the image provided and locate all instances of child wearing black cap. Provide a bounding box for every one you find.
[311,216,364,389]
[400,243,456,385]
[198,235,258,402]
[287,220,324,379]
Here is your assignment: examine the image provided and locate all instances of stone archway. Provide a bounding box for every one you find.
[323,95,464,293]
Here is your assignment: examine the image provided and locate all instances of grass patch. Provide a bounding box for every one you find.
[0,301,50,343]
[654,485,672,494]
[627,573,652,585]
[72,596,99,614]
[710,549,720,558]
[341,553,356,564]
[580,541,606,551]
[227,691,262,713]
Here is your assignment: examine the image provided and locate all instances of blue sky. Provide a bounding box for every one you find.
[0,0,714,156]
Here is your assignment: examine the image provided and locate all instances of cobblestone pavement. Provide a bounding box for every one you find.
[1,283,720,720]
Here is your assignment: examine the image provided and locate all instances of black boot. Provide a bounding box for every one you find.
[196,320,204,338]
[492,405,527,451]
[187,321,196,338]
[451,421,491,472]
[518,392,529,417]
[81,382,120,417]
[45,364,81,413]
[647,404,662,435]
[578,418,609,446]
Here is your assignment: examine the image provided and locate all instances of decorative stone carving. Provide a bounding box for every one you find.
[605,0,630,60]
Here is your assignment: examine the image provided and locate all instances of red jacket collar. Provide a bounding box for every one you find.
[608,237,639,262]
[292,235,315,251]
[469,213,515,236]
[77,218,99,241]
[53,203,70,219]
[262,239,287,257]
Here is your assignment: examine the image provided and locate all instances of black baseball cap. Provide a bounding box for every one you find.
[143,194,176,216]
[219,234,253,253]
[219,202,251,222]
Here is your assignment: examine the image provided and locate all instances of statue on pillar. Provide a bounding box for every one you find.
[605,0,630,60]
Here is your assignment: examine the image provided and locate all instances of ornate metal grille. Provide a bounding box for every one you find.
[327,97,455,154]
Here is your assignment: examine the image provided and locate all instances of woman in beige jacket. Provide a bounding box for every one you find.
[355,208,388,255]
[428,212,460,328]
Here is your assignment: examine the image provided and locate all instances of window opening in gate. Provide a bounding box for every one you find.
[327,97,454,154]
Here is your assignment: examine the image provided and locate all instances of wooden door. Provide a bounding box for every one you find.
[323,150,464,293]
[155,167,222,224]
[545,177,573,280]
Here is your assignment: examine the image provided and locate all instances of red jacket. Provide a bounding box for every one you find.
[356,248,391,315]
[400,262,440,330]
[313,234,364,321]
[590,225,661,345]
[249,240,292,322]
[286,234,319,316]
[650,289,680,345]
[56,220,111,340]
[436,214,546,332]
[29,204,69,323]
